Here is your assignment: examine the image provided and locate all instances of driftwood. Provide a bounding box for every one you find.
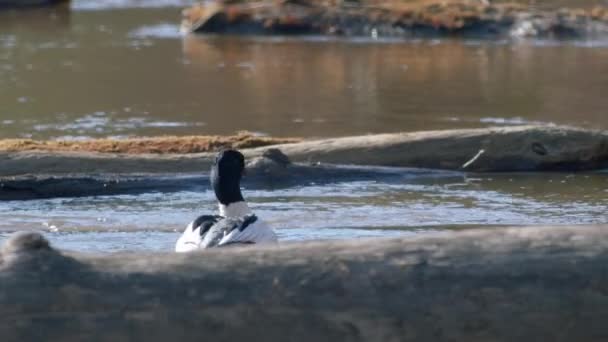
[1,126,607,178]
[1,225,608,341]
[182,0,608,39]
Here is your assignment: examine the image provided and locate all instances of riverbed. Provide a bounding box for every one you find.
[1,0,607,252]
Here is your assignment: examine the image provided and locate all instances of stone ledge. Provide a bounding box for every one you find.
[1,225,608,341]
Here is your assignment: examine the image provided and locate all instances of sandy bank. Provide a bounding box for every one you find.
[2,225,608,341]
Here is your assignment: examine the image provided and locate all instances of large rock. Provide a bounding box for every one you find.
[251,125,608,171]
[182,0,608,39]
[1,125,605,179]
[1,225,608,341]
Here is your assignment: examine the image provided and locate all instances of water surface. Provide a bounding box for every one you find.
[1,172,606,252]
[1,0,607,252]
[1,1,608,139]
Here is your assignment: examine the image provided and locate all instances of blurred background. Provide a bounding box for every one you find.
[1,0,608,140]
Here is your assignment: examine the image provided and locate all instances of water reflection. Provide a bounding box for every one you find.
[0,5,70,30]
[0,4,607,139]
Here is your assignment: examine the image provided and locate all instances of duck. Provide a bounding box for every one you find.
[175,149,278,252]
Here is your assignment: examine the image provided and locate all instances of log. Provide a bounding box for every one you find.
[1,225,608,341]
[1,126,607,178]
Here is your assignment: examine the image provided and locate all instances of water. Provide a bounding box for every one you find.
[1,1,608,139]
[1,172,607,252]
[1,1,607,252]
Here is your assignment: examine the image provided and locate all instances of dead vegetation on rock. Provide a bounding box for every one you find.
[1,125,607,178]
[0,132,300,154]
[181,0,608,38]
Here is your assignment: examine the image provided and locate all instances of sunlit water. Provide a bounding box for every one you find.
[0,0,607,252]
[1,1,608,140]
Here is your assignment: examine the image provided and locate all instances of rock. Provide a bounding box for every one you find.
[0,174,210,200]
[0,161,455,200]
[245,148,292,179]
[1,126,607,180]
[1,231,50,255]
[251,125,608,171]
[2,225,608,341]
[181,0,608,39]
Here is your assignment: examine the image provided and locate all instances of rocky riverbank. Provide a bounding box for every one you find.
[2,225,608,341]
[1,125,606,199]
[182,0,608,39]
[1,125,606,175]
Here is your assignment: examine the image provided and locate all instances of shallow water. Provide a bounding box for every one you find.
[1,0,608,252]
[1,171,607,252]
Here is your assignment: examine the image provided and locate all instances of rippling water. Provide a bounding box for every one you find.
[1,0,607,252]
[1,172,607,252]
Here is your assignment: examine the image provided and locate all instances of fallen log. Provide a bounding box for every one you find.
[1,126,606,178]
[182,0,608,39]
[1,225,608,341]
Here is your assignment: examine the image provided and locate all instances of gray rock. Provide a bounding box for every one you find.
[1,126,607,178]
[1,225,608,341]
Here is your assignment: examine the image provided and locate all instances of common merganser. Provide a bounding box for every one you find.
[175,149,278,252]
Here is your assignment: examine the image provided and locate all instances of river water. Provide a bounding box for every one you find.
[0,0,607,252]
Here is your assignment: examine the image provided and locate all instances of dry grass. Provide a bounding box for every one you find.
[0,132,300,154]
[187,0,608,27]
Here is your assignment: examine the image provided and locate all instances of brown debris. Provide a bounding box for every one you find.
[0,132,300,154]
[591,6,608,21]
[182,0,608,37]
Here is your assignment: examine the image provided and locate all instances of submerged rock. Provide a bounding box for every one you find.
[2,226,608,341]
[182,0,608,39]
[246,148,292,179]
[0,158,455,200]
